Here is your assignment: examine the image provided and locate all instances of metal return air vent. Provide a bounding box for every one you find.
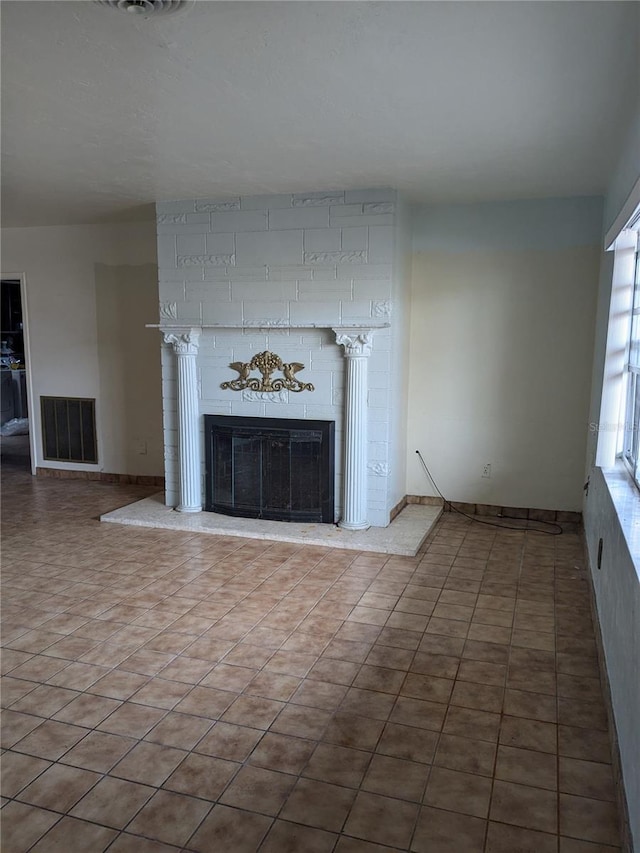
[96,0,191,17]
[41,397,98,464]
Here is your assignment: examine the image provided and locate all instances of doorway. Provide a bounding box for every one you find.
[1,276,33,473]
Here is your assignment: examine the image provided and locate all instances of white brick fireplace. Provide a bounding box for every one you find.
[154,188,411,528]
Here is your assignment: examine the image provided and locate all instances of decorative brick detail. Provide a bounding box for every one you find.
[157,213,187,225]
[242,318,289,327]
[160,302,178,321]
[242,390,288,403]
[364,202,395,214]
[293,195,343,207]
[304,251,367,265]
[373,300,392,318]
[177,254,235,267]
[368,461,390,477]
[195,200,240,212]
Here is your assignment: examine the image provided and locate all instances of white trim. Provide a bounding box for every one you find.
[605,174,640,250]
[596,233,637,468]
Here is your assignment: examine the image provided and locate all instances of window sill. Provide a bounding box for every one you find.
[601,461,640,575]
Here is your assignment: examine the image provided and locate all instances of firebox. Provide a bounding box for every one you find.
[204,415,335,523]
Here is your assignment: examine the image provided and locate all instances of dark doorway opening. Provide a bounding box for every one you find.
[205,415,335,523]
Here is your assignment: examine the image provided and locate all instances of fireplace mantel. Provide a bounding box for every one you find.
[153,187,410,529]
[156,320,384,529]
[146,322,390,331]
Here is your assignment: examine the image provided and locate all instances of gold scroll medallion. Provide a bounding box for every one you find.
[221,351,314,393]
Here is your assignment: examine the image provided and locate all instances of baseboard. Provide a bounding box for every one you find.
[389,495,408,522]
[35,467,165,487]
[583,541,633,853]
[405,495,582,524]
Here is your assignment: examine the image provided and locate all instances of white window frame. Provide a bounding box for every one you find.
[622,235,640,487]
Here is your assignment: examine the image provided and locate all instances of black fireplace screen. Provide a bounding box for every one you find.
[204,415,335,523]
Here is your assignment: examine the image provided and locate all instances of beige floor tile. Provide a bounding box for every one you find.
[485,821,558,853]
[16,762,100,812]
[29,815,118,853]
[558,725,612,764]
[188,803,272,852]
[220,764,297,816]
[280,776,356,831]
[163,751,238,799]
[495,744,557,790]
[108,834,184,852]
[12,719,88,759]
[221,694,284,728]
[69,775,155,828]
[424,766,492,818]
[559,794,621,846]
[0,800,61,853]
[1,751,51,798]
[260,820,337,853]
[10,684,80,718]
[499,715,557,754]
[303,742,371,787]
[126,789,212,847]
[59,730,137,772]
[434,733,496,776]
[97,701,166,738]
[195,719,263,760]
[0,473,624,853]
[559,757,615,801]
[389,695,447,731]
[443,705,501,742]
[343,790,419,848]
[111,740,187,786]
[53,692,122,727]
[244,670,302,701]
[376,721,438,763]
[87,669,150,700]
[361,753,429,802]
[248,731,315,774]
[412,805,486,853]
[490,778,558,833]
[272,702,332,739]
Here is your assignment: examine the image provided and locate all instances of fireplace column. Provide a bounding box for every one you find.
[163,330,202,512]
[334,328,374,530]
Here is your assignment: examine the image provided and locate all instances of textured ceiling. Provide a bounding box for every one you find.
[1,1,638,226]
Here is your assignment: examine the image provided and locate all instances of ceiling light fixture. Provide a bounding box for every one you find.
[96,0,191,17]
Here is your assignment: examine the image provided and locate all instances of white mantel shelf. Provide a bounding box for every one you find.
[146,322,390,330]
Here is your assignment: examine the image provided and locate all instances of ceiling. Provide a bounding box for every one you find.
[2,1,638,227]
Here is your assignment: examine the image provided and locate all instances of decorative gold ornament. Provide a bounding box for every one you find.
[221,351,314,393]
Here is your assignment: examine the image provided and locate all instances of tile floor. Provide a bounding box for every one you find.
[0,462,623,852]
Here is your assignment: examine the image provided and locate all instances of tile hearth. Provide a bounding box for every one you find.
[101,496,441,557]
[1,466,623,852]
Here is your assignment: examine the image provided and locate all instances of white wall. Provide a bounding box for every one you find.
[407,198,603,510]
[584,97,640,851]
[0,222,163,476]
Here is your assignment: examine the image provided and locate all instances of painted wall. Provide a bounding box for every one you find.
[584,99,640,851]
[0,223,163,476]
[407,198,603,510]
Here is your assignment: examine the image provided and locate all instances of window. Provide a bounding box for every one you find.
[621,230,640,484]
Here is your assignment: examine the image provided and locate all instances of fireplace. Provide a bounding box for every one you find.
[205,415,335,523]
[153,187,412,528]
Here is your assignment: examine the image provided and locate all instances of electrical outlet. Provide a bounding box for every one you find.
[134,438,148,455]
[482,463,492,478]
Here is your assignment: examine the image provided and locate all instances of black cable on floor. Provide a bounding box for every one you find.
[415,450,563,536]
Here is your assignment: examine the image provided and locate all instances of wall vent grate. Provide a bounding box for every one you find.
[40,397,98,464]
